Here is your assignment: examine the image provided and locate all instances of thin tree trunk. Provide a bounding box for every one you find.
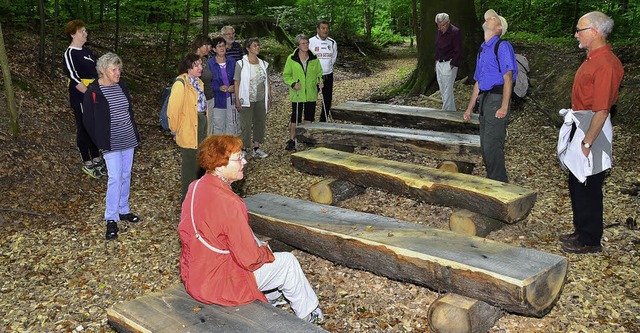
[164,10,176,77]
[411,0,418,47]
[0,23,20,136]
[202,0,209,35]
[115,0,121,52]
[573,0,581,35]
[50,0,59,77]
[37,0,45,71]
[100,0,105,24]
[182,0,191,48]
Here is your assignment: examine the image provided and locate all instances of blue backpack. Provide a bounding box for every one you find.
[159,77,185,130]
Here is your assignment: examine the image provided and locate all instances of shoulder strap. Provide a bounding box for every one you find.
[176,77,185,85]
[190,178,230,255]
[494,38,504,73]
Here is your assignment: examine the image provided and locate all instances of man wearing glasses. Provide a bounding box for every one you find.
[220,26,243,62]
[463,9,517,183]
[558,11,623,254]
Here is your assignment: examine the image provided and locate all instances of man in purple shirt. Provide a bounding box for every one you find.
[463,9,518,182]
[435,13,462,111]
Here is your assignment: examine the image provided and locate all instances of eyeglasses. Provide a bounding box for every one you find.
[229,151,246,162]
[575,27,592,34]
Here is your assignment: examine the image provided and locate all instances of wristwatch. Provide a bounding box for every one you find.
[582,141,591,149]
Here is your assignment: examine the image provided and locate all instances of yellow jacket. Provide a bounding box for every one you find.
[167,73,207,149]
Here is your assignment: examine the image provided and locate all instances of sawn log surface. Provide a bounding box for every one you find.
[295,122,481,164]
[291,147,537,223]
[245,193,568,317]
[106,283,327,333]
[331,101,479,133]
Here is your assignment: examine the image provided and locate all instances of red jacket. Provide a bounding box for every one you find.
[178,174,275,305]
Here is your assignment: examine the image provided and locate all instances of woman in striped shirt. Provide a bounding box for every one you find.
[83,53,141,240]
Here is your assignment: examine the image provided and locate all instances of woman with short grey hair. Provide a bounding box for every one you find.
[83,52,141,240]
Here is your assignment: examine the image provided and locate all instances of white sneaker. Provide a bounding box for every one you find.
[304,307,324,324]
[252,148,268,158]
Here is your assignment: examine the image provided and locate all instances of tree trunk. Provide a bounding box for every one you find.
[202,0,209,35]
[163,10,176,77]
[115,0,121,52]
[50,0,59,77]
[182,0,191,48]
[309,178,365,205]
[0,23,20,136]
[37,0,45,71]
[400,0,480,95]
[449,209,505,237]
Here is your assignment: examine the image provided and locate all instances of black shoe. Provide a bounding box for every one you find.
[561,239,602,254]
[285,139,296,151]
[119,213,140,223]
[559,232,579,244]
[106,221,119,240]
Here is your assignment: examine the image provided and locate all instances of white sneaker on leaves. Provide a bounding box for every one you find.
[252,148,268,159]
[304,307,323,324]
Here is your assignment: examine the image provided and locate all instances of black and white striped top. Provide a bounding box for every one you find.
[101,84,138,152]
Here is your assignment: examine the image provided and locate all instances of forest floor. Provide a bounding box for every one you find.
[0,30,639,332]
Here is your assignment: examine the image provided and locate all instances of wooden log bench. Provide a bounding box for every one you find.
[295,122,481,166]
[291,147,537,223]
[245,193,568,317]
[107,283,327,333]
[331,101,479,134]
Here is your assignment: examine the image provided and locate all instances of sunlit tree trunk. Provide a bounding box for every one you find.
[0,23,20,136]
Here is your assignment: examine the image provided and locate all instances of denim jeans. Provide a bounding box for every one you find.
[103,148,134,221]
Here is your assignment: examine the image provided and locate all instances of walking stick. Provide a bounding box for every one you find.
[319,87,331,122]
[295,79,300,128]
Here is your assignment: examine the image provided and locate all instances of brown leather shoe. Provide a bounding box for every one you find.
[559,232,579,244]
[561,239,602,254]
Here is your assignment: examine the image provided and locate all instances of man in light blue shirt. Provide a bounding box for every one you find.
[464,9,518,182]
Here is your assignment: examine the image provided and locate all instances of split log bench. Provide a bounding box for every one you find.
[245,193,568,317]
[291,147,537,223]
[331,101,479,134]
[295,122,481,168]
[107,283,327,333]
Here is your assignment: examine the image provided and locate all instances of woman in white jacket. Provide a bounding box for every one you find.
[234,37,271,159]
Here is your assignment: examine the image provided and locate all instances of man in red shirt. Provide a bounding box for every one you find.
[559,11,623,254]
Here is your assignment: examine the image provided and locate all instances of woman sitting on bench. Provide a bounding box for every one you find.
[178,135,323,324]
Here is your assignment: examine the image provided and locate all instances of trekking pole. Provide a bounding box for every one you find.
[319,87,331,123]
[295,79,300,128]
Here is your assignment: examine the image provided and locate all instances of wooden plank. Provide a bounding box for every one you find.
[428,293,503,333]
[245,193,568,317]
[291,147,537,223]
[331,101,479,133]
[107,284,327,333]
[296,122,481,165]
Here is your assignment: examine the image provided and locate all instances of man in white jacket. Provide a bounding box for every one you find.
[558,11,623,254]
[309,20,337,122]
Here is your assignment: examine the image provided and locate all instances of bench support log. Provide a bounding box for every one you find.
[428,293,503,333]
[309,178,365,205]
[449,209,505,237]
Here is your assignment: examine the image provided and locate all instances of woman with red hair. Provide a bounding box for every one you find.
[178,135,323,324]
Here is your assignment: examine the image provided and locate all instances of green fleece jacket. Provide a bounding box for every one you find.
[282,49,323,103]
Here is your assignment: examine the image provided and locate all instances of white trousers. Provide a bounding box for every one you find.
[436,61,458,111]
[211,96,239,135]
[253,252,319,319]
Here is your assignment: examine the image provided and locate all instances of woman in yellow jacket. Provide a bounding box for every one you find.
[168,53,208,200]
[283,34,323,151]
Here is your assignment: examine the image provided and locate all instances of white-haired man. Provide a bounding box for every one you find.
[434,13,462,111]
[558,11,623,254]
[221,26,243,62]
[464,9,517,183]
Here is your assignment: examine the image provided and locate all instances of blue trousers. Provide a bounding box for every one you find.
[103,148,134,221]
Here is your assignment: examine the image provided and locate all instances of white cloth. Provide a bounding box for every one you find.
[557,108,612,183]
[236,55,269,110]
[309,35,337,75]
[436,60,458,111]
[253,252,319,319]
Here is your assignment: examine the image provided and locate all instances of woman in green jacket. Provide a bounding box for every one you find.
[282,34,324,151]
